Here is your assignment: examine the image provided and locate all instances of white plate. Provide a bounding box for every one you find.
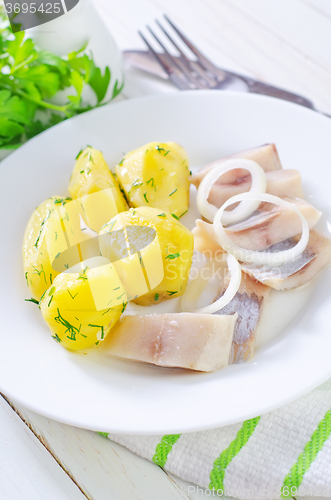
[1,91,331,435]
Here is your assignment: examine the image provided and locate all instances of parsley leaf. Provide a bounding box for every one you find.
[0,8,123,151]
[89,66,111,103]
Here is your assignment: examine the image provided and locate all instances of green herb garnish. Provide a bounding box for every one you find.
[169,189,177,196]
[54,308,80,341]
[0,10,123,151]
[77,266,88,281]
[52,333,62,343]
[25,297,39,305]
[154,293,159,301]
[143,192,148,203]
[167,291,178,296]
[171,213,180,221]
[165,253,180,260]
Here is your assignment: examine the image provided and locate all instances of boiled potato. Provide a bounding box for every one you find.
[115,142,190,218]
[23,196,72,300]
[99,207,194,306]
[40,257,127,351]
[69,146,128,232]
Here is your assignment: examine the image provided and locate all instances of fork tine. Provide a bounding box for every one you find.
[164,15,223,78]
[155,20,217,86]
[147,26,209,89]
[138,31,193,91]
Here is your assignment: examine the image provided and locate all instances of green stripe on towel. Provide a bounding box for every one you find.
[281,409,331,497]
[209,417,260,492]
[152,434,181,467]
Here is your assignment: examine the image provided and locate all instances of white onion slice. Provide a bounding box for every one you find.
[181,254,242,314]
[213,193,310,266]
[196,158,267,225]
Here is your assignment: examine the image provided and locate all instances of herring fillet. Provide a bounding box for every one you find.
[193,198,321,254]
[100,313,237,372]
[214,273,270,364]
[207,169,303,209]
[190,143,282,188]
[241,230,331,290]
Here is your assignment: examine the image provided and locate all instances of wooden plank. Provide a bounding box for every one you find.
[3,397,204,500]
[301,0,331,19]
[132,0,331,112]
[0,396,86,500]
[222,0,331,70]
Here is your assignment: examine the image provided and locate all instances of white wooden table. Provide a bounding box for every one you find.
[2,1,331,498]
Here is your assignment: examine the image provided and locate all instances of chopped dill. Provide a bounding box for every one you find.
[118,158,125,166]
[154,293,159,301]
[143,192,148,203]
[25,272,29,286]
[54,252,61,259]
[179,210,188,218]
[80,170,85,174]
[157,213,166,217]
[169,189,177,196]
[167,291,178,296]
[25,298,39,305]
[165,253,180,260]
[50,274,53,285]
[164,150,170,156]
[106,220,116,233]
[171,213,180,221]
[113,286,120,290]
[128,178,143,196]
[67,289,78,299]
[146,178,154,187]
[48,296,53,307]
[88,324,105,340]
[32,264,47,284]
[117,292,125,300]
[77,267,88,281]
[52,334,62,343]
[76,148,83,159]
[122,301,127,313]
[34,210,51,248]
[54,308,81,341]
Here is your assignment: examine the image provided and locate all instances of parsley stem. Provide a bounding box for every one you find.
[0,83,72,116]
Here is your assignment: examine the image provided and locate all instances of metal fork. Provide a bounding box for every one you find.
[138,15,330,115]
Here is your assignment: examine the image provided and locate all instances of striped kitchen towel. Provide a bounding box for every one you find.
[103,379,331,499]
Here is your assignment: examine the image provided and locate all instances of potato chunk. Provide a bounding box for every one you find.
[69,146,128,232]
[99,207,194,306]
[115,142,190,218]
[40,257,127,351]
[23,196,71,300]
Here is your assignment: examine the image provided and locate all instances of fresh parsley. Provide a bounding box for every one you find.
[0,9,123,150]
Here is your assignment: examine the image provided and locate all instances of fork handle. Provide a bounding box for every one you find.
[240,78,315,109]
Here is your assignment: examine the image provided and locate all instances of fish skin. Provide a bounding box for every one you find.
[193,198,321,254]
[190,143,282,188]
[214,273,270,363]
[241,230,331,290]
[100,313,237,372]
[207,169,303,209]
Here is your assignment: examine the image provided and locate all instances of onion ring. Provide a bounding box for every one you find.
[181,254,242,314]
[213,193,310,266]
[196,158,267,225]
